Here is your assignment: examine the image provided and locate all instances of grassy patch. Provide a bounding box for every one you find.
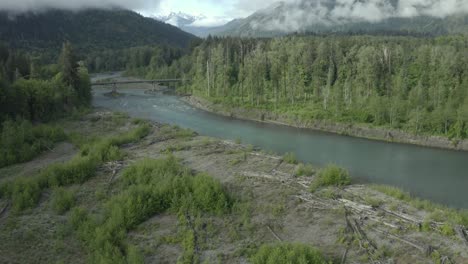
[0,124,152,212]
[310,164,351,192]
[282,152,298,164]
[160,125,196,139]
[0,119,66,168]
[294,163,315,177]
[250,243,329,264]
[50,187,75,214]
[69,156,233,263]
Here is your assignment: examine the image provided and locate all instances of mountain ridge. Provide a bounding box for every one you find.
[0,9,199,53]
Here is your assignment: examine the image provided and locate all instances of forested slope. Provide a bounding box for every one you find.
[0,9,199,62]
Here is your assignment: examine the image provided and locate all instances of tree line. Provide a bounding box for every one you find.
[0,41,91,122]
[0,41,91,167]
[133,35,468,139]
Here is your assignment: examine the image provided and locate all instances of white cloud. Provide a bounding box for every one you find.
[0,0,160,13]
[189,16,232,27]
[248,0,468,32]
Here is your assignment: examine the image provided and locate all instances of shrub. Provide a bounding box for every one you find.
[11,177,41,212]
[43,156,99,187]
[0,119,66,168]
[439,223,455,236]
[70,157,233,264]
[283,152,298,164]
[1,124,151,211]
[250,243,328,264]
[311,164,351,192]
[50,187,75,214]
[294,163,314,177]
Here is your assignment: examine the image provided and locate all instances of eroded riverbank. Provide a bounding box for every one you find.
[183,95,468,151]
[1,110,467,263]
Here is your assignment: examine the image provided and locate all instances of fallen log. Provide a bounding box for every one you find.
[371,227,425,253]
[455,226,468,247]
[0,201,10,218]
[378,207,421,225]
[267,225,282,242]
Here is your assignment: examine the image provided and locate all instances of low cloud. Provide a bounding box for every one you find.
[249,0,468,32]
[189,17,232,27]
[0,0,160,13]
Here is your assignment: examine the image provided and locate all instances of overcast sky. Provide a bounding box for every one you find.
[0,0,270,18]
[1,0,468,27]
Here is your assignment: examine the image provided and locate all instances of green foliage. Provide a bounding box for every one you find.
[283,152,298,164]
[0,119,66,168]
[294,163,315,177]
[11,177,41,212]
[439,223,455,237]
[0,124,151,211]
[40,156,99,188]
[0,9,197,68]
[70,157,232,263]
[159,125,196,139]
[150,35,468,140]
[311,164,351,191]
[50,187,75,214]
[250,243,328,264]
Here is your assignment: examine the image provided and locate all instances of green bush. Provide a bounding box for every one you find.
[250,243,328,264]
[440,223,455,236]
[1,124,151,211]
[283,152,298,164]
[11,177,41,212]
[42,156,99,188]
[294,163,315,177]
[0,119,66,168]
[50,187,75,214]
[71,157,232,263]
[311,164,351,192]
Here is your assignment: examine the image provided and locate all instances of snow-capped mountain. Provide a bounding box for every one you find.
[154,12,206,28]
[153,12,232,37]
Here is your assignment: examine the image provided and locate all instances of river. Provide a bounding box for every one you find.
[92,85,468,209]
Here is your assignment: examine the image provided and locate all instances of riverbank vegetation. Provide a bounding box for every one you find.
[310,165,351,192]
[0,41,92,168]
[131,35,468,140]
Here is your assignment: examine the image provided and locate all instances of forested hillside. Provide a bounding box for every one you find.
[135,35,468,140]
[0,9,199,64]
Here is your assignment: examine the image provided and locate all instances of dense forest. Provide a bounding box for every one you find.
[0,41,91,167]
[0,9,199,66]
[132,35,468,139]
[85,44,191,73]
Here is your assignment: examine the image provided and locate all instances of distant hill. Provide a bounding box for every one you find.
[216,1,468,37]
[0,9,199,53]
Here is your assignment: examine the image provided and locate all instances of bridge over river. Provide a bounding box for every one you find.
[91,79,188,92]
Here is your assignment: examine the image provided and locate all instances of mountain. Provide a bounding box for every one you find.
[0,9,199,53]
[217,1,468,37]
[155,12,206,28]
[153,12,229,37]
